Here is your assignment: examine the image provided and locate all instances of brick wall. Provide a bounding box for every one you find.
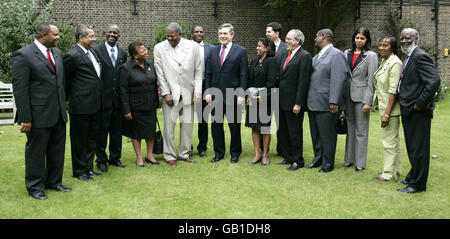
[48,0,449,83]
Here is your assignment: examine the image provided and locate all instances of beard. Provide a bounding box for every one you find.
[401,43,416,55]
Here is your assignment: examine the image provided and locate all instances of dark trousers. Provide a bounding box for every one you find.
[308,111,338,170]
[95,106,122,164]
[402,110,432,191]
[278,109,305,164]
[196,99,209,152]
[70,111,101,177]
[25,116,66,193]
[211,103,242,158]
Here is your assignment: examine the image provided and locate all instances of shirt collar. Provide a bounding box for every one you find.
[406,45,418,57]
[77,44,89,54]
[222,42,232,49]
[274,39,281,47]
[34,39,49,54]
[105,42,117,53]
[290,45,301,55]
[320,44,333,55]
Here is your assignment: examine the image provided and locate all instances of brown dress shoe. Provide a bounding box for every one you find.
[183,157,195,163]
[167,160,177,167]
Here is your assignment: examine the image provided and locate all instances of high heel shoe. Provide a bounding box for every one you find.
[145,157,160,165]
[249,155,262,165]
[136,160,145,167]
[355,167,365,172]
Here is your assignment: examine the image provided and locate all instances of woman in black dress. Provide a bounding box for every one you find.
[119,41,160,167]
[246,38,279,165]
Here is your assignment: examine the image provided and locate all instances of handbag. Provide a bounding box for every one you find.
[337,111,348,135]
[153,118,163,154]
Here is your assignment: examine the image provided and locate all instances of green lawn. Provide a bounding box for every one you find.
[0,97,449,219]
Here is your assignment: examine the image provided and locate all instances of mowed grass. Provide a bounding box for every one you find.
[0,97,449,219]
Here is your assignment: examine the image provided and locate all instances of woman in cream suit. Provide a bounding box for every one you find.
[343,27,378,172]
[373,35,402,181]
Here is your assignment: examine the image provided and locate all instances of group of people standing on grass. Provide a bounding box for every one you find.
[12,20,440,200]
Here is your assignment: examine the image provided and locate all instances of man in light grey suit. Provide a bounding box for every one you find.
[306,29,348,173]
[154,22,203,167]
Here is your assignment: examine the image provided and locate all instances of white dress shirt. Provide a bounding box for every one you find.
[318,43,333,59]
[34,39,55,63]
[78,44,101,77]
[105,42,117,65]
[219,42,233,62]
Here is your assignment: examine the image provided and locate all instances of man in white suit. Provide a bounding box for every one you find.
[154,22,203,167]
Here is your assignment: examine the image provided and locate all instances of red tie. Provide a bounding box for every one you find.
[47,48,56,71]
[283,51,292,71]
[220,45,226,67]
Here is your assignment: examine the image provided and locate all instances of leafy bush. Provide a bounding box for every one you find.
[0,0,54,83]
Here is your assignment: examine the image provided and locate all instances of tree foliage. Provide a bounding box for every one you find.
[0,0,75,83]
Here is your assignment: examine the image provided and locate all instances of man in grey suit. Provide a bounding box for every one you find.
[306,29,348,173]
[12,23,70,200]
[154,22,203,167]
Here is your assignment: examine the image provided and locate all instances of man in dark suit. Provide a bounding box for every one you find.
[266,22,287,156]
[205,23,248,163]
[191,25,215,158]
[64,24,103,181]
[12,22,70,200]
[306,29,348,173]
[277,29,312,171]
[266,22,288,63]
[91,24,128,172]
[397,28,440,193]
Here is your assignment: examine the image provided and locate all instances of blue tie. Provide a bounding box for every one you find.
[110,48,116,66]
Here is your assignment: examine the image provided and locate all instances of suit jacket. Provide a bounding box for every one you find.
[12,42,67,128]
[201,41,215,92]
[205,42,248,103]
[275,41,288,64]
[307,45,348,111]
[91,42,128,110]
[248,57,279,90]
[64,45,103,115]
[154,38,203,105]
[344,49,377,105]
[119,59,159,113]
[373,54,402,117]
[278,47,312,111]
[398,47,440,117]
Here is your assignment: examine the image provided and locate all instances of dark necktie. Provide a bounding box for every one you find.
[220,45,226,66]
[283,51,292,71]
[47,48,55,71]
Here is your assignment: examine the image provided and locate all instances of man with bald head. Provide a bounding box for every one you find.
[12,22,70,199]
[396,28,440,193]
[92,24,128,172]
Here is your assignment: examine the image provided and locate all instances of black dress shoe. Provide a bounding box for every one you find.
[76,174,93,181]
[249,155,262,165]
[343,163,354,168]
[199,151,207,158]
[145,157,160,165]
[211,157,223,163]
[29,191,47,200]
[306,163,321,169]
[355,167,365,172]
[396,180,408,185]
[49,185,71,192]
[397,186,425,193]
[231,156,239,164]
[287,162,303,171]
[88,171,102,177]
[319,167,333,173]
[277,159,289,165]
[97,163,108,172]
[109,160,126,168]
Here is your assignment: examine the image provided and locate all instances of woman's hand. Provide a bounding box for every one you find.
[124,113,132,120]
[381,114,389,128]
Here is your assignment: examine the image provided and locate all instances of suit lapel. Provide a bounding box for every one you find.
[401,47,418,79]
[76,45,100,78]
[283,47,302,71]
[352,51,368,73]
[32,43,55,73]
[99,44,113,68]
[222,43,236,67]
